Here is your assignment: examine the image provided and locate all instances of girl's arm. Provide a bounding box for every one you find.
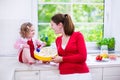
[14,38,28,49]
[35,39,46,48]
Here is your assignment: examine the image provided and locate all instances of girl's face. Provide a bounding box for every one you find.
[26,26,35,39]
[50,20,63,34]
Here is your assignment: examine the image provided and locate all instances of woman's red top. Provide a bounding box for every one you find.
[56,32,89,74]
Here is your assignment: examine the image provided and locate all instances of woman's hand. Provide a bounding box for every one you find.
[51,56,63,63]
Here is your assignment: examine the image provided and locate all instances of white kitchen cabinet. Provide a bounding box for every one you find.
[103,76,120,80]
[89,66,120,80]
[14,67,120,80]
[14,70,39,80]
[89,67,103,80]
[40,70,60,80]
[14,69,60,80]
[13,56,120,80]
[103,67,120,80]
[15,68,103,80]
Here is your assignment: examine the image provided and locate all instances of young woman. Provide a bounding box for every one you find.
[51,13,92,80]
[14,22,46,64]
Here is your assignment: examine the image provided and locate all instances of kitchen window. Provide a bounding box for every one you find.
[37,0,107,48]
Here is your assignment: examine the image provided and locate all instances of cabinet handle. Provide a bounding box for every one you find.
[35,72,39,75]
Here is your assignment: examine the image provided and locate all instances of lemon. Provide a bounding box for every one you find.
[34,47,57,61]
[100,53,109,58]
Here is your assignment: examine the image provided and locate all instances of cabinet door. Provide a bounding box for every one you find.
[103,67,120,80]
[14,70,39,80]
[89,68,103,80]
[103,76,120,80]
[40,70,60,80]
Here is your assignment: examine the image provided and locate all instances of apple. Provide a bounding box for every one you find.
[96,55,102,61]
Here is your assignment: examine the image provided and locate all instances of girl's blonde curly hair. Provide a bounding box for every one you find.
[20,22,33,38]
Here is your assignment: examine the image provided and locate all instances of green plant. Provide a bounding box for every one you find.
[39,27,56,46]
[97,37,115,51]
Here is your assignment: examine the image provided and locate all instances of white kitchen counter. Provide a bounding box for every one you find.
[87,54,120,68]
[0,54,120,80]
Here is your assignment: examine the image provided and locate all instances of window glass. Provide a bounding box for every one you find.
[38,0,104,45]
[38,4,71,23]
[38,0,71,2]
[73,4,104,22]
[74,0,103,3]
[75,24,103,41]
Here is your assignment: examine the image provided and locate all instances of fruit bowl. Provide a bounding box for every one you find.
[34,47,57,61]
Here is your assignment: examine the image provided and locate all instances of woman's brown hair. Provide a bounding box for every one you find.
[20,22,33,38]
[51,13,74,35]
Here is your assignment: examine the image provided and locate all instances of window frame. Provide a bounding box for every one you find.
[32,0,112,53]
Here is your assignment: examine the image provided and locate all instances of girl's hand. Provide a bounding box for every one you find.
[37,42,46,48]
[51,56,63,63]
[41,42,46,47]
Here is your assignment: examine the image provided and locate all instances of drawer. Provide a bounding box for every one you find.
[14,70,39,80]
[103,76,120,80]
[103,67,120,76]
[40,70,60,80]
[89,68,103,80]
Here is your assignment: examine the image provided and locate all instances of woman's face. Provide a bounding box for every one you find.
[50,20,62,34]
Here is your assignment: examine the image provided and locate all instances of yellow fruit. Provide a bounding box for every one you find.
[100,53,109,58]
[34,47,57,61]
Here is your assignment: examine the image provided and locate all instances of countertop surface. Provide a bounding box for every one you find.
[0,54,120,70]
[0,54,120,80]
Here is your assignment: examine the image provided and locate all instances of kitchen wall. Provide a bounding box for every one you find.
[0,0,120,55]
[104,0,120,51]
[0,0,37,55]
[111,0,120,51]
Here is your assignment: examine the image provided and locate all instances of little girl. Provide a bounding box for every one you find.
[14,22,46,64]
